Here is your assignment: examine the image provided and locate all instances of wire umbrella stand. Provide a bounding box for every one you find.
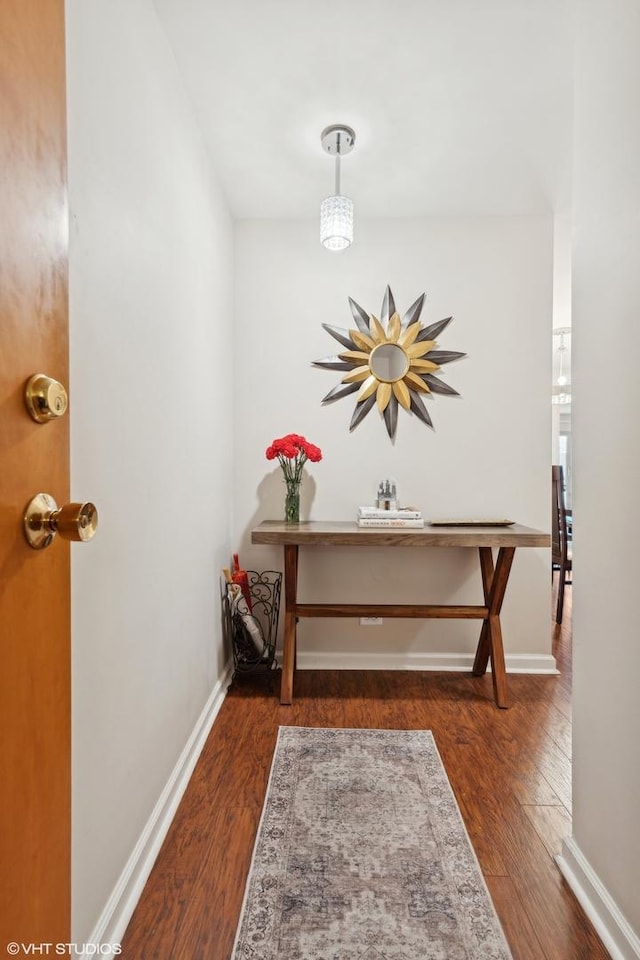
[224,570,281,687]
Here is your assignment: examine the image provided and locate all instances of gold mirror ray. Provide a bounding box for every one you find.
[392,378,411,409]
[387,311,401,342]
[404,371,431,393]
[350,329,376,351]
[409,358,440,372]
[370,315,387,343]
[398,323,422,349]
[406,340,437,358]
[342,366,371,384]
[339,350,371,363]
[357,375,379,402]
[376,381,392,412]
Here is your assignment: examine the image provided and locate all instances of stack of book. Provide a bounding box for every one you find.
[357,506,424,528]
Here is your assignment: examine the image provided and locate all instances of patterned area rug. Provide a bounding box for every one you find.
[231,726,512,959]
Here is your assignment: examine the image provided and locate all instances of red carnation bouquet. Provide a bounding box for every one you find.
[265,433,322,481]
[265,433,322,523]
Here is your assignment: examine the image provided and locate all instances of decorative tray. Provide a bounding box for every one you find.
[428,519,515,527]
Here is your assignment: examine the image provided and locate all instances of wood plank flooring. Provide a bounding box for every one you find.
[120,587,609,959]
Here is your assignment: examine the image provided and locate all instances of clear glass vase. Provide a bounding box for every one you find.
[284,481,301,523]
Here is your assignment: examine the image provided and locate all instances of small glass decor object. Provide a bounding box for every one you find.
[265,433,323,523]
[377,478,398,511]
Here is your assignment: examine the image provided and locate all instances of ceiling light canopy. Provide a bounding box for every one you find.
[320,124,355,251]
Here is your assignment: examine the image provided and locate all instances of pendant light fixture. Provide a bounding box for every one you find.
[320,124,355,251]
[552,327,571,405]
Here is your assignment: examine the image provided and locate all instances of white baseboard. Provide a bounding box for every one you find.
[557,837,640,960]
[80,659,234,959]
[292,650,559,674]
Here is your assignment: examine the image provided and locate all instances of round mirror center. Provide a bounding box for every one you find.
[369,343,409,383]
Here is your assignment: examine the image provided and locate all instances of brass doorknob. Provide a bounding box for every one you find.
[24,374,69,422]
[24,493,98,550]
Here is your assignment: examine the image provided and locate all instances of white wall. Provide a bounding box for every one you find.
[66,0,233,941]
[564,0,640,949]
[234,216,553,667]
[553,213,572,333]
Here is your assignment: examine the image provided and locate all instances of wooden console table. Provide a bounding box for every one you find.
[251,521,549,709]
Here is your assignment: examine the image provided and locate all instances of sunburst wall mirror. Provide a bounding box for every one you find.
[313,286,466,439]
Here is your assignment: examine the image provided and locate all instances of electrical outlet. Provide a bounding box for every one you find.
[360,617,383,626]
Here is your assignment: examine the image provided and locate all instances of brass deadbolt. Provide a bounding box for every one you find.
[24,374,68,422]
[24,493,98,550]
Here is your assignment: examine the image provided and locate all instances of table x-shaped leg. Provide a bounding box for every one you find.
[280,544,299,704]
[472,546,516,708]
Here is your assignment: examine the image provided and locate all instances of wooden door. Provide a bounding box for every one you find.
[0,0,71,945]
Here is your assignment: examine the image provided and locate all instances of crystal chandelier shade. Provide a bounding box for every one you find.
[320,195,354,250]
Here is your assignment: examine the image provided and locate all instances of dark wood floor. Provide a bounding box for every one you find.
[120,586,608,959]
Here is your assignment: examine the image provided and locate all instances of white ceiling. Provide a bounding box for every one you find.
[154,0,572,220]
